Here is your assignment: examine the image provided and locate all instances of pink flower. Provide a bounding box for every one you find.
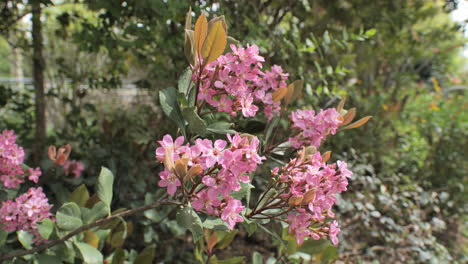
[158,170,181,195]
[329,220,341,245]
[240,95,259,117]
[0,187,53,244]
[155,135,186,161]
[27,167,41,183]
[289,108,343,149]
[61,160,85,178]
[193,44,289,119]
[192,188,221,215]
[0,130,27,188]
[221,198,245,230]
[287,212,312,245]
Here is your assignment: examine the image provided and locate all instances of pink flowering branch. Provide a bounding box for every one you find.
[0,197,181,263]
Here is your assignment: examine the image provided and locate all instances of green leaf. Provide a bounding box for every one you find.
[320,245,339,262]
[176,206,204,242]
[217,230,238,249]
[206,122,236,135]
[111,248,125,264]
[74,241,104,264]
[159,87,186,136]
[365,28,377,37]
[97,167,114,214]
[218,256,246,264]
[0,229,7,246]
[231,182,254,201]
[241,219,257,236]
[134,244,156,264]
[258,225,285,246]
[298,239,331,254]
[82,201,108,224]
[17,230,33,249]
[37,254,62,264]
[203,218,230,231]
[37,219,55,239]
[182,106,206,135]
[70,184,90,207]
[56,202,83,231]
[252,252,263,264]
[178,67,193,95]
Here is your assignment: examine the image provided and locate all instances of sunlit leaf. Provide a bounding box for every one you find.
[194,14,208,55]
[343,116,372,129]
[202,21,227,64]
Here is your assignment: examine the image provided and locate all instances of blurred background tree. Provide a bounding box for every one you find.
[0,0,466,262]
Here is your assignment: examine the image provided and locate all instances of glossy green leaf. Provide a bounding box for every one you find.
[182,106,206,135]
[134,244,156,264]
[178,67,193,95]
[37,254,62,264]
[111,248,125,264]
[82,201,108,224]
[206,122,236,135]
[159,87,186,136]
[56,202,83,231]
[217,230,238,249]
[74,241,103,264]
[70,184,90,207]
[96,167,114,214]
[17,230,33,249]
[252,252,263,264]
[37,218,55,239]
[176,206,204,242]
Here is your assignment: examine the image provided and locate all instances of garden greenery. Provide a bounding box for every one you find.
[0,11,374,263]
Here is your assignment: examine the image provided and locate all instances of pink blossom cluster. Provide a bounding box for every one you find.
[155,133,264,229]
[289,108,343,149]
[0,130,41,188]
[0,187,53,243]
[195,44,289,119]
[274,151,352,245]
[61,160,85,178]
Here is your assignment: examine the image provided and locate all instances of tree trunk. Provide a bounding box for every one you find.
[32,0,46,165]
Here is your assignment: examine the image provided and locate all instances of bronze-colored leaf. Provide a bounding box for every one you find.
[174,158,188,178]
[208,15,227,34]
[288,195,304,206]
[343,116,372,130]
[322,151,332,163]
[283,83,295,105]
[206,231,218,254]
[337,96,347,113]
[194,14,208,55]
[84,231,99,249]
[272,87,288,102]
[184,29,197,66]
[185,7,192,31]
[201,21,227,64]
[187,164,203,180]
[341,107,356,126]
[301,189,317,205]
[163,148,175,172]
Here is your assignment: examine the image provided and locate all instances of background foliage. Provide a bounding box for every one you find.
[0,0,467,263]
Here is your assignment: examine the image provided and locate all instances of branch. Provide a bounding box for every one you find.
[0,198,182,263]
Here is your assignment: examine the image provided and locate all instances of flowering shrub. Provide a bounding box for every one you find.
[0,11,372,264]
[0,130,41,188]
